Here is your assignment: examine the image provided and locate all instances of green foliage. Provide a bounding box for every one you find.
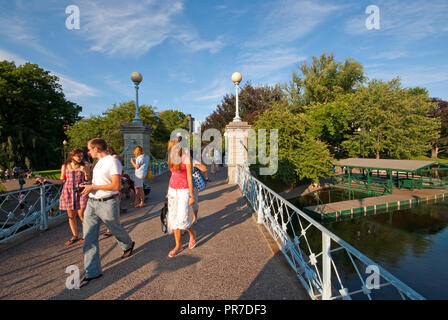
[287,53,365,110]
[0,60,82,170]
[253,103,333,185]
[155,110,189,141]
[341,79,440,159]
[67,101,158,154]
[66,102,186,159]
[201,83,283,133]
[307,93,354,151]
[34,169,61,180]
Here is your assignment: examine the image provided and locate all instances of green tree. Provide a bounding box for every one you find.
[307,93,355,153]
[67,101,158,156]
[201,83,283,133]
[152,109,189,158]
[341,79,440,159]
[253,103,333,185]
[287,53,365,111]
[0,61,82,170]
[428,98,448,158]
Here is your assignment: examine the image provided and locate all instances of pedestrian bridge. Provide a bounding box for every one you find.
[1,163,428,300]
[0,169,308,300]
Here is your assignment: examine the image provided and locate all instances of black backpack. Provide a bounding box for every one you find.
[160,199,168,233]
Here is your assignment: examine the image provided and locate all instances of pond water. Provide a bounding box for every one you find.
[292,189,448,299]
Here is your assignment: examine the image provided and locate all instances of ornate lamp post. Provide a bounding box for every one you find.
[130,72,143,123]
[232,72,242,122]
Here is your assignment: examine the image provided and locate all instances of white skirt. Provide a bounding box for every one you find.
[167,187,191,233]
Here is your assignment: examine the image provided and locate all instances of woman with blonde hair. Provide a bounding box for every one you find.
[166,139,196,257]
[36,148,92,246]
[130,146,149,208]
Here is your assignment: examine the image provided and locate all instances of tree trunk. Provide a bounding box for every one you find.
[376,135,380,159]
[431,146,439,159]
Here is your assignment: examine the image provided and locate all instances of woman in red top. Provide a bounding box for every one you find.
[166,140,196,257]
[37,148,92,246]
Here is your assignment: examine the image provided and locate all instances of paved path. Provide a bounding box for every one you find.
[0,169,309,300]
[1,178,39,192]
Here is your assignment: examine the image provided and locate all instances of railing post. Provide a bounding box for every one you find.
[322,232,332,300]
[257,185,263,224]
[40,186,47,231]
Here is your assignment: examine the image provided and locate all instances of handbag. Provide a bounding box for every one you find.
[192,168,207,191]
[160,199,168,234]
[146,170,152,180]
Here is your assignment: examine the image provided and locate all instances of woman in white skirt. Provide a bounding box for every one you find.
[166,140,196,257]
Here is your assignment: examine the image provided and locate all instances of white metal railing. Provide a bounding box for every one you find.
[236,164,425,300]
[0,183,64,243]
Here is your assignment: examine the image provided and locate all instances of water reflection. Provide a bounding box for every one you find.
[292,188,371,208]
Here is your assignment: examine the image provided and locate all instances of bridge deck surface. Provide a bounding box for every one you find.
[0,169,308,300]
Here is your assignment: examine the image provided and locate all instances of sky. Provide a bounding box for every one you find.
[1,0,447,129]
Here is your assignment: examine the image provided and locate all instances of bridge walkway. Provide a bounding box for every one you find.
[0,169,308,300]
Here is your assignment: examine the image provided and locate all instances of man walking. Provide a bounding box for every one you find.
[79,138,135,288]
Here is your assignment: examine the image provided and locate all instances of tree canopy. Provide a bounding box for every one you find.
[0,61,82,170]
[201,83,283,133]
[66,102,188,159]
[287,53,366,110]
[244,54,442,187]
[253,103,333,185]
[340,79,440,159]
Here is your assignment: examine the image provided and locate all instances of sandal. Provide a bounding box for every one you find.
[65,236,79,247]
[189,238,197,249]
[168,248,182,258]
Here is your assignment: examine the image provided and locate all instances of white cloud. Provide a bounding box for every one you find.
[187,49,305,103]
[77,0,224,56]
[0,48,99,100]
[0,48,26,65]
[169,72,195,84]
[55,73,100,99]
[245,0,343,48]
[189,77,230,102]
[370,51,408,60]
[173,31,225,54]
[367,65,448,88]
[239,48,306,81]
[0,16,34,42]
[345,0,448,39]
[0,15,66,66]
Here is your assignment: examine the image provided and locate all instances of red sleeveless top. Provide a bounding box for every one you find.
[169,155,188,189]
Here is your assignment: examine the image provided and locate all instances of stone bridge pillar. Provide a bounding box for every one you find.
[225,121,251,184]
[120,121,153,179]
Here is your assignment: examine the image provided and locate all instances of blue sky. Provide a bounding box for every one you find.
[1,0,447,129]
